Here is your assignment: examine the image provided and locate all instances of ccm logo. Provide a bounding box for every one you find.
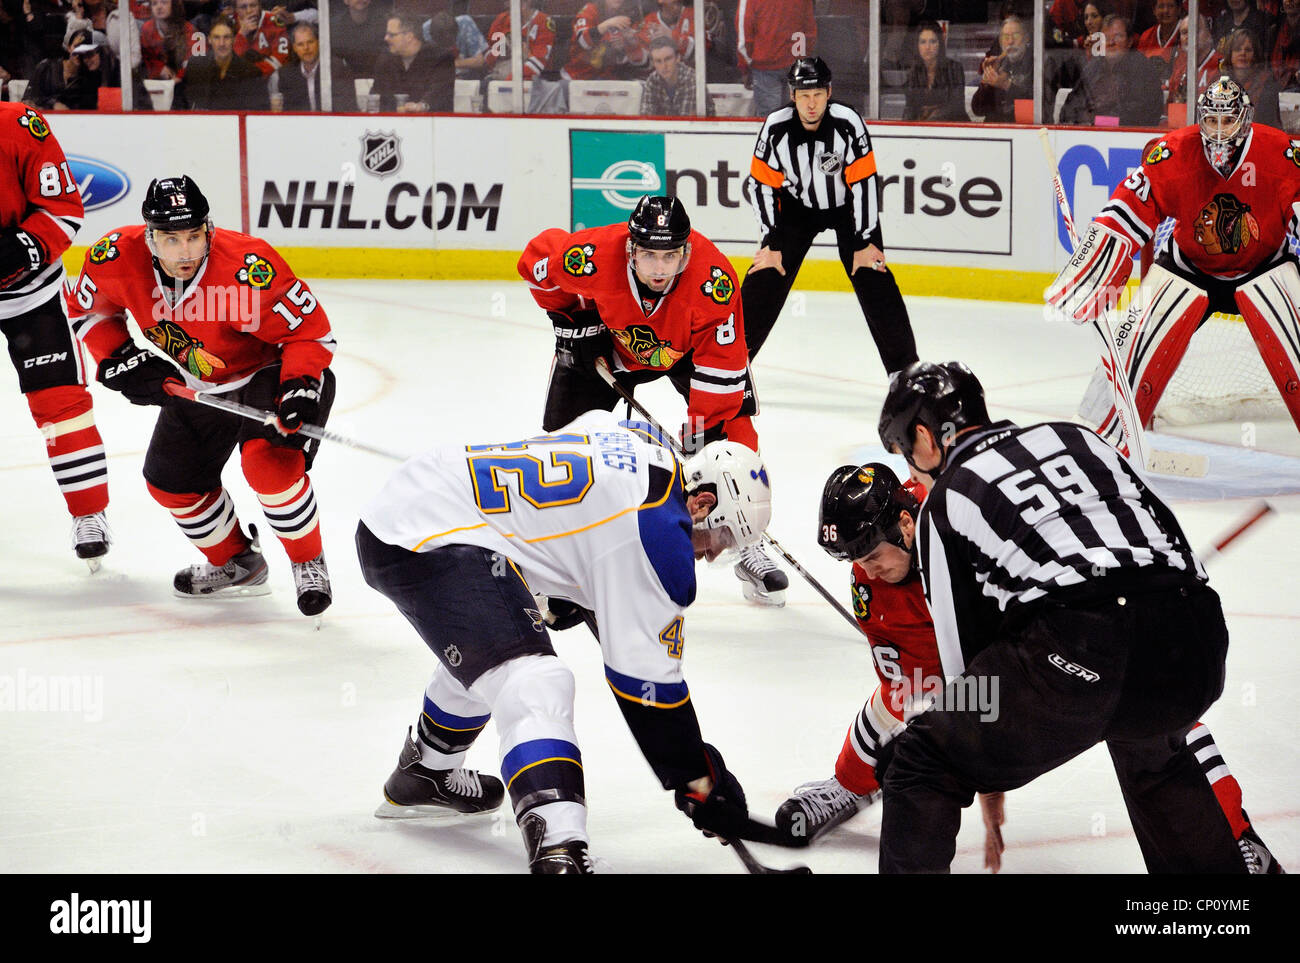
[1048,653,1099,682]
[23,352,67,368]
[555,325,603,338]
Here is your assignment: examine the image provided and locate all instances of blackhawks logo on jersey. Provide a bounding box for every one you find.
[612,323,685,369]
[563,244,597,277]
[1193,193,1259,256]
[852,579,872,620]
[142,320,227,379]
[1287,142,1300,170]
[1145,140,1171,165]
[88,232,121,264]
[700,266,735,305]
[236,253,275,289]
[18,108,50,140]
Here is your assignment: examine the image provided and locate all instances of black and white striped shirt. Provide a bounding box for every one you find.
[743,101,881,250]
[917,420,1206,677]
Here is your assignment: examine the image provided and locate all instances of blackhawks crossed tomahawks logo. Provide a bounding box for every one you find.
[89,232,121,264]
[236,253,276,288]
[17,108,49,140]
[563,244,597,277]
[700,266,735,305]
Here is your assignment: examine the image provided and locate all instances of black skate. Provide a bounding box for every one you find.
[734,543,788,606]
[291,552,332,617]
[375,728,504,818]
[520,812,594,874]
[71,511,112,572]
[775,776,878,846]
[1239,814,1285,874]
[173,525,270,598]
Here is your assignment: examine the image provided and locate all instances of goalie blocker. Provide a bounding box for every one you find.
[1045,222,1138,325]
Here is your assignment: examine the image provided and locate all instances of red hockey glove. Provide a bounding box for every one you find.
[674,743,750,839]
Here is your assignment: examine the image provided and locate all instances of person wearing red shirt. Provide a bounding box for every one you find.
[140,0,199,80]
[638,0,695,63]
[737,0,817,116]
[484,0,556,80]
[231,0,289,78]
[1136,0,1181,63]
[66,176,338,618]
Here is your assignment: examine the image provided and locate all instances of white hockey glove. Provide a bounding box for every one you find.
[1044,222,1137,325]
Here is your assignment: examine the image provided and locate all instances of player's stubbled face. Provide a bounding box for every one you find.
[632,247,685,290]
[794,87,829,129]
[855,543,912,583]
[153,227,209,278]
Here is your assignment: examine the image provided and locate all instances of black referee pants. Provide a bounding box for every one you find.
[878,580,1245,873]
[739,203,918,373]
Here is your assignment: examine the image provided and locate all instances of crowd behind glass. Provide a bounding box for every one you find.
[0,0,1293,128]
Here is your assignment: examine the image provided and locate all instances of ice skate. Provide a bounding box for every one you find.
[1239,816,1285,874]
[173,525,270,599]
[734,542,788,606]
[375,728,504,818]
[71,511,112,573]
[291,552,332,620]
[520,812,595,874]
[774,776,878,845]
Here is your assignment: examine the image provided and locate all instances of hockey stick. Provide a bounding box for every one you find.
[1038,130,1208,479]
[592,358,870,638]
[1200,500,1275,563]
[163,381,409,462]
[726,837,813,875]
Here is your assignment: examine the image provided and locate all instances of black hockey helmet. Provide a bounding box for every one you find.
[628,195,691,250]
[788,56,832,90]
[878,361,989,471]
[142,176,211,232]
[818,462,920,562]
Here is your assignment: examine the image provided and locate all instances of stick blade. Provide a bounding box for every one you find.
[1146,449,1209,478]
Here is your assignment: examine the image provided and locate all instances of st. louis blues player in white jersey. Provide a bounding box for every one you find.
[357,410,773,873]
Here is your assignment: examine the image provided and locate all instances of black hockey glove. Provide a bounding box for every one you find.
[0,229,46,289]
[674,742,749,839]
[97,341,180,406]
[680,419,726,455]
[544,597,594,632]
[549,309,612,373]
[276,375,322,434]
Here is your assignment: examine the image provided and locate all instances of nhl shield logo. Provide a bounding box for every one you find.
[444,644,463,667]
[360,131,402,178]
[816,151,843,175]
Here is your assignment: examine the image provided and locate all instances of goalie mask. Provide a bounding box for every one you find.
[142,175,214,270]
[1198,76,1253,174]
[684,441,772,562]
[627,194,692,286]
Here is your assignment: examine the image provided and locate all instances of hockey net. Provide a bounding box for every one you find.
[1144,218,1290,426]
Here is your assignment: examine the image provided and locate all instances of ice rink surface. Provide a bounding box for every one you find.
[2,281,1297,875]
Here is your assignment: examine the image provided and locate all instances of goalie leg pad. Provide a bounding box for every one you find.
[1233,260,1300,431]
[1045,221,1138,324]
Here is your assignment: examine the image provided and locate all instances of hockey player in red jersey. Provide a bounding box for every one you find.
[484,0,556,80]
[65,176,338,617]
[231,0,290,77]
[776,462,1283,873]
[0,103,111,569]
[519,194,789,606]
[1047,76,1300,444]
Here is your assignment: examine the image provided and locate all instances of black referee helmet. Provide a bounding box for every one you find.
[818,463,919,561]
[788,57,832,90]
[878,361,989,469]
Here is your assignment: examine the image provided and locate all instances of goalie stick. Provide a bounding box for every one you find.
[163,381,409,462]
[592,358,870,640]
[1200,501,1275,562]
[1038,128,1208,479]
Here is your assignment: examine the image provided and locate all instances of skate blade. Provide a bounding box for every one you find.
[741,583,786,607]
[373,798,500,820]
[85,557,102,574]
[173,582,273,600]
[313,615,324,631]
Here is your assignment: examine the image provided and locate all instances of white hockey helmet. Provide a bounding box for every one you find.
[683,441,772,556]
[1197,76,1253,172]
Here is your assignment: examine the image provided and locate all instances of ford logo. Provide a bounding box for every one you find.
[65,156,131,212]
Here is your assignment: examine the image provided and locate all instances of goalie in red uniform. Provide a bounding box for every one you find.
[0,104,110,569]
[519,194,789,606]
[775,462,1283,873]
[1046,76,1300,443]
[65,176,338,618]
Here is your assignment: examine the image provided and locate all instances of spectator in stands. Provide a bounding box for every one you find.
[1213,0,1268,54]
[971,14,1033,122]
[903,21,966,121]
[427,0,487,78]
[703,0,740,83]
[142,0,198,80]
[274,20,354,111]
[231,0,288,78]
[642,32,712,116]
[738,0,817,117]
[1136,0,1180,63]
[26,27,150,109]
[1272,0,1300,89]
[371,11,453,112]
[565,0,645,81]
[1223,26,1283,125]
[183,14,268,109]
[640,0,696,63]
[1059,14,1163,125]
[1168,14,1220,106]
[1049,0,1106,51]
[484,0,555,81]
[74,0,141,72]
[330,0,389,78]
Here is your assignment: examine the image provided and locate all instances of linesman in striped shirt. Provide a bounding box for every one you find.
[741,57,918,375]
[872,360,1252,873]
